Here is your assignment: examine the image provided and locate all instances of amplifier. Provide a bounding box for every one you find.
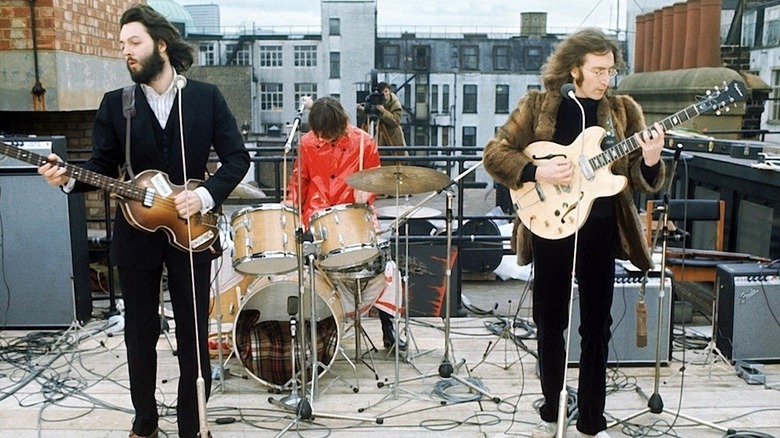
[0,135,65,171]
[567,269,673,365]
[716,263,780,362]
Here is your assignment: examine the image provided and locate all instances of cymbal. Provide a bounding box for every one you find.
[374,205,441,218]
[347,165,451,195]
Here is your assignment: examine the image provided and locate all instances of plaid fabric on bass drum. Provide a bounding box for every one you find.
[235,309,339,386]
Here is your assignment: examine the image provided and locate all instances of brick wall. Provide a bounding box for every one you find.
[0,0,139,57]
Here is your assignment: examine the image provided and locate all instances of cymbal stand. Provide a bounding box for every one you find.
[387,220,436,368]
[369,165,501,409]
[608,144,734,435]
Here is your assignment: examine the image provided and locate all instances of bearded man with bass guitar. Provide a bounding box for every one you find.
[38,5,249,438]
[483,28,665,438]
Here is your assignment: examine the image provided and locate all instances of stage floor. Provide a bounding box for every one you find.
[1,278,779,437]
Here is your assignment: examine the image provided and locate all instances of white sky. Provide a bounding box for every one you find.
[176,0,632,34]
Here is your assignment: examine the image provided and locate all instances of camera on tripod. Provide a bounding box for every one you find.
[361,88,384,118]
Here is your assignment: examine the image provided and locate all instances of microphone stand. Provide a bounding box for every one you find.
[172,74,211,438]
[607,144,734,434]
[271,106,381,432]
[556,84,587,438]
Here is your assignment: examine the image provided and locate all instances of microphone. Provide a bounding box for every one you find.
[297,95,314,113]
[175,75,187,90]
[283,96,313,153]
[561,83,576,100]
[636,300,648,347]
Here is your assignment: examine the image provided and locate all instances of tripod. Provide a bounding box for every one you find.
[608,145,735,435]
[469,293,537,372]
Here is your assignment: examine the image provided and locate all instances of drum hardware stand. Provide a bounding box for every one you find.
[363,162,501,414]
[607,144,734,435]
[351,279,379,380]
[159,281,177,356]
[384,221,435,369]
[270,245,380,435]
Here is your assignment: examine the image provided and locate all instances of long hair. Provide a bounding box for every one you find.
[120,4,195,73]
[540,28,625,95]
[308,97,350,140]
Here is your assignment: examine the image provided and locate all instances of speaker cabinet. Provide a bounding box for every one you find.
[0,137,91,327]
[567,269,673,365]
[391,241,461,317]
[716,263,780,362]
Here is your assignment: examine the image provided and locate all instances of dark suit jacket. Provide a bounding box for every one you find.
[74,79,250,269]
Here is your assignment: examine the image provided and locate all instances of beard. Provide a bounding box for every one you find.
[127,45,166,85]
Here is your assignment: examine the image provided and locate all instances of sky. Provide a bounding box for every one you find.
[176,0,631,35]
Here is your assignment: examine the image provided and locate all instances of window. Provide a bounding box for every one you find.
[294,45,317,67]
[463,84,477,113]
[382,45,400,69]
[442,126,449,147]
[771,69,780,121]
[430,126,438,146]
[260,83,283,111]
[524,46,543,70]
[415,125,428,146]
[259,45,282,67]
[460,45,479,70]
[462,126,477,153]
[226,43,251,66]
[493,46,510,71]
[415,83,427,104]
[295,83,318,104]
[442,84,450,114]
[765,5,780,46]
[199,43,216,66]
[330,52,340,79]
[329,17,340,36]
[431,85,439,113]
[414,46,430,70]
[495,84,509,114]
[742,10,757,47]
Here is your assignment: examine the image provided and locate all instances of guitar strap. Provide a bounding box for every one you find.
[122,84,137,179]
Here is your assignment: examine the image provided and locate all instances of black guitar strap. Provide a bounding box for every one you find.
[121,84,136,179]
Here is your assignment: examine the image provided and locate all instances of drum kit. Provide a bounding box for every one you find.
[210,164,457,396]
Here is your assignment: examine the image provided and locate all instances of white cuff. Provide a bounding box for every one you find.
[194,186,215,214]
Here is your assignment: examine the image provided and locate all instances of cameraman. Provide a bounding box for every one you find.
[357,82,407,157]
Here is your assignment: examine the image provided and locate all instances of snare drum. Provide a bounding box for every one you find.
[233,270,343,391]
[309,203,378,269]
[326,240,391,319]
[231,204,298,275]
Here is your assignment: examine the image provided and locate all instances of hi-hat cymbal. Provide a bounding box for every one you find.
[374,205,441,218]
[347,165,451,195]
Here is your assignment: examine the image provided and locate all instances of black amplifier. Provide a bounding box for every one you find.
[716,263,780,362]
[667,134,780,161]
[0,135,66,171]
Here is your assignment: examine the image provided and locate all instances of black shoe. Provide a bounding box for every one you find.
[383,334,407,351]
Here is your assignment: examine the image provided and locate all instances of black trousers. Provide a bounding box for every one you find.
[119,247,213,438]
[532,215,616,435]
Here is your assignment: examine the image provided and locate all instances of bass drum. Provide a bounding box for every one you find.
[233,270,343,391]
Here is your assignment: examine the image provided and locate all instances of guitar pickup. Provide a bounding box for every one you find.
[534,182,546,201]
[143,187,155,208]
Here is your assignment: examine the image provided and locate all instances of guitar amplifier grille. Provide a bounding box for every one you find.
[567,269,673,365]
[716,263,780,362]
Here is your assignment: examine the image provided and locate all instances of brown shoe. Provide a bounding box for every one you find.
[128,428,158,438]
